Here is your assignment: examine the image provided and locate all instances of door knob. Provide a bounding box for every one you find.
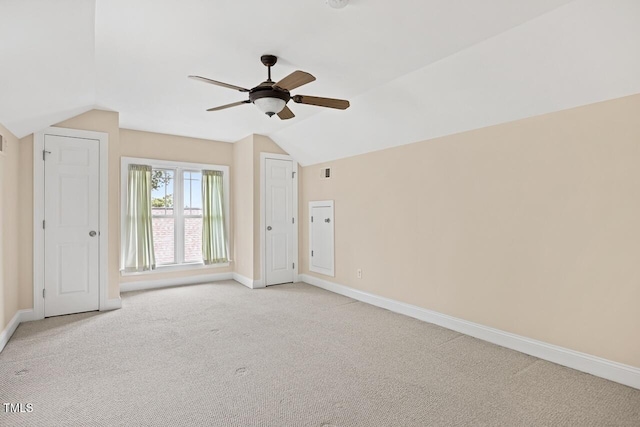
[89,231,97,237]
[267,226,272,231]
[324,218,331,223]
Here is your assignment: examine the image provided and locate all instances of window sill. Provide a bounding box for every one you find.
[120,261,231,277]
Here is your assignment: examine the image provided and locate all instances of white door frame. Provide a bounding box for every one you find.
[33,127,109,320]
[260,152,299,287]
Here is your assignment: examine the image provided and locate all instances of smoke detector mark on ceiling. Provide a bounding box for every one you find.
[327,0,349,10]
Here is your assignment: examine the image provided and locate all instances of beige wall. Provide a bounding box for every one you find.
[301,94,640,368]
[18,112,122,307]
[12,109,291,312]
[119,128,234,284]
[15,112,240,305]
[118,131,287,283]
[230,134,288,281]
[233,135,254,279]
[6,96,637,371]
[18,135,33,310]
[0,124,21,330]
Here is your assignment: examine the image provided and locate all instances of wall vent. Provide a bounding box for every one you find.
[320,167,331,179]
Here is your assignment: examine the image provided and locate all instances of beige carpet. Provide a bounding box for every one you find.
[1,281,638,426]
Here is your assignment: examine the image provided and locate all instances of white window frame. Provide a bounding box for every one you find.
[120,157,230,276]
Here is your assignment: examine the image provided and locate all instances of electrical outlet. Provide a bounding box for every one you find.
[357,269,362,279]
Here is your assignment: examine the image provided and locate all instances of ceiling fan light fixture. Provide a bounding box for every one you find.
[250,85,290,117]
[254,97,286,117]
[327,0,349,9]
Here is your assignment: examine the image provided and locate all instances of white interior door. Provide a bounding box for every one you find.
[44,134,100,317]
[265,158,294,286]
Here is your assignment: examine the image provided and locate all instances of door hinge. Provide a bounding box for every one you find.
[42,220,45,229]
[292,217,295,224]
[42,150,51,161]
[311,250,314,257]
[292,171,296,179]
[292,262,295,269]
[43,289,45,298]
[311,216,313,223]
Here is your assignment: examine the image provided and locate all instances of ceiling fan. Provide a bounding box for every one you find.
[189,55,350,120]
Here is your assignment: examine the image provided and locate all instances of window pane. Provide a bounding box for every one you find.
[151,169,174,216]
[183,171,202,216]
[184,217,202,263]
[152,217,175,265]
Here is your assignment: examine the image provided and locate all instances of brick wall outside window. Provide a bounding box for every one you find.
[152,208,202,265]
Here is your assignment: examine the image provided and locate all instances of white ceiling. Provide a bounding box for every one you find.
[1,0,639,165]
[0,0,96,138]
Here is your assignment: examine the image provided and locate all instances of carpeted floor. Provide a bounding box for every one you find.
[1,281,639,426]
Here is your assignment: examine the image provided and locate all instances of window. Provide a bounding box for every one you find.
[151,169,175,265]
[121,157,229,274]
[182,171,203,263]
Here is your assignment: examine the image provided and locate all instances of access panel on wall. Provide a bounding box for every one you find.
[309,200,334,277]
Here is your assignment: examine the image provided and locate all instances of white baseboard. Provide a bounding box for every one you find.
[232,273,253,288]
[18,309,35,323]
[232,273,266,289]
[299,274,640,390]
[120,272,233,293]
[101,298,122,311]
[0,309,34,353]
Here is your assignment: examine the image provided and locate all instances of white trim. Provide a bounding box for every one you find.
[121,156,229,173]
[33,127,109,320]
[260,152,299,287]
[0,309,34,353]
[0,311,22,353]
[120,272,233,293]
[101,298,122,311]
[232,273,267,289]
[299,274,640,390]
[120,157,230,272]
[19,309,36,323]
[308,200,335,277]
[121,262,230,277]
[0,133,7,156]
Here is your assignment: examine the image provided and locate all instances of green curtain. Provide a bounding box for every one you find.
[202,170,228,264]
[122,164,156,272]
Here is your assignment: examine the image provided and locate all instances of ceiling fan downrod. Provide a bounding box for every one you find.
[261,55,278,82]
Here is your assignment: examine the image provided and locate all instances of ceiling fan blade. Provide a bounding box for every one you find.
[292,95,350,110]
[274,71,316,91]
[277,105,295,120]
[206,100,250,112]
[189,75,250,92]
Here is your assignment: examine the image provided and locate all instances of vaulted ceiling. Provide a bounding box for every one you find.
[1,0,639,165]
